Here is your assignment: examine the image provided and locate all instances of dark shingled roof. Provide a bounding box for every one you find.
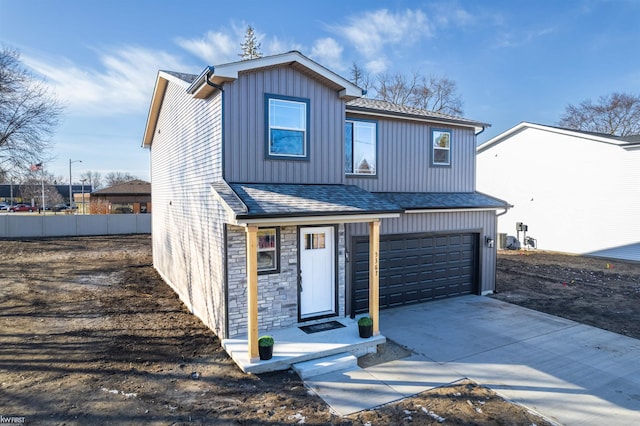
[211,181,247,214]
[376,192,511,210]
[162,70,198,84]
[93,179,150,195]
[227,183,402,219]
[346,98,489,129]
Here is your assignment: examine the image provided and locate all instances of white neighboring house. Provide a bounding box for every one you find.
[476,122,640,261]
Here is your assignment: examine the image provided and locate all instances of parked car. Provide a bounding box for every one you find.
[9,204,36,212]
[51,204,69,212]
[0,203,9,211]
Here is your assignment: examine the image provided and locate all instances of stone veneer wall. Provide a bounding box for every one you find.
[227,224,346,337]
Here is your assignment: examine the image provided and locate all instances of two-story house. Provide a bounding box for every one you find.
[142,51,509,369]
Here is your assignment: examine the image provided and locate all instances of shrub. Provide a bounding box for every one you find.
[357,316,373,326]
[258,335,274,347]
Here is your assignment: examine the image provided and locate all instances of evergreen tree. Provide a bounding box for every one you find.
[239,26,262,60]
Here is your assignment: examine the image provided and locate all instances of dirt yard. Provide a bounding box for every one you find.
[492,250,640,340]
[1,237,637,425]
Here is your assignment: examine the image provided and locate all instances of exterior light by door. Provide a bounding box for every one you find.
[485,236,495,248]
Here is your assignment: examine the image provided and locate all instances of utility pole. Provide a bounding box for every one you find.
[69,158,82,207]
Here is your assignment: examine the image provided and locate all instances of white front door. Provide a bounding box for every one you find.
[299,226,335,319]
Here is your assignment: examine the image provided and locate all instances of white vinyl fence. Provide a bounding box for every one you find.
[0,214,151,238]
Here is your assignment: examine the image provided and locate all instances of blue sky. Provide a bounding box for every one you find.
[1,0,639,182]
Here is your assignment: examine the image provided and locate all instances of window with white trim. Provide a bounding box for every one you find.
[345,120,377,175]
[266,95,309,159]
[431,129,451,166]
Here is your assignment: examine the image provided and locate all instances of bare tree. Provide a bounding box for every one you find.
[411,76,464,116]
[348,64,464,116]
[81,170,102,190]
[18,172,65,208]
[0,46,63,178]
[104,171,138,187]
[375,72,417,106]
[239,26,262,60]
[374,71,463,116]
[559,92,640,136]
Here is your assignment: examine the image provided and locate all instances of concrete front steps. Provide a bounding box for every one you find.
[221,317,385,374]
[293,352,359,379]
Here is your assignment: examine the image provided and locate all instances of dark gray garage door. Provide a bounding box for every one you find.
[352,232,479,314]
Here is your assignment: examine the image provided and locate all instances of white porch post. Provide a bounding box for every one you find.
[369,220,380,336]
[246,225,259,362]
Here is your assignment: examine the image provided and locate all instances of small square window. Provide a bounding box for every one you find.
[431,129,451,166]
[304,233,326,250]
[258,228,279,273]
[265,95,310,160]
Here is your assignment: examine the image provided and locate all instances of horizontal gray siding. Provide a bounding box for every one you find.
[224,66,345,184]
[150,80,228,337]
[346,115,476,192]
[346,210,497,309]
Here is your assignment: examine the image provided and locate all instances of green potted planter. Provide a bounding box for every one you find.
[357,316,373,338]
[258,335,274,360]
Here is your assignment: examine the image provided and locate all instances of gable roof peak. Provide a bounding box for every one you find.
[187,51,364,100]
[477,121,637,153]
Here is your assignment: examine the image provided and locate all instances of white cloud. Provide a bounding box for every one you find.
[337,9,430,59]
[176,30,238,64]
[331,9,433,72]
[176,23,306,65]
[262,36,303,57]
[429,2,475,28]
[365,58,388,75]
[310,38,344,71]
[24,46,189,116]
[493,27,556,49]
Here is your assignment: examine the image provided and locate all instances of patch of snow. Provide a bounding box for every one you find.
[421,406,445,423]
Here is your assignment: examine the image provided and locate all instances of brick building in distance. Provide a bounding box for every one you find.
[91,179,151,214]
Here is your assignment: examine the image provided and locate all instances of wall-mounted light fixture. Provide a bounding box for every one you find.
[485,236,495,248]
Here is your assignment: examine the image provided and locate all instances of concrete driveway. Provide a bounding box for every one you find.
[381,295,640,425]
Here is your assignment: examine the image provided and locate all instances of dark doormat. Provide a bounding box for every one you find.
[299,320,346,334]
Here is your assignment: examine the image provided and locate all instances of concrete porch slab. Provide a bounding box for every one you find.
[222,317,385,374]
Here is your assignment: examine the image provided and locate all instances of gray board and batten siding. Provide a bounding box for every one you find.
[223,67,346,184]
[345,114,476,193]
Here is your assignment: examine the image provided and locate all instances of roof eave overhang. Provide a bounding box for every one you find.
[477,122,632,153]
[142,74,169,148]
[346,106,489,132]
[187,66,234,99]
[232,212,401,227]
[187,51,364,100]
[404,207,510,214]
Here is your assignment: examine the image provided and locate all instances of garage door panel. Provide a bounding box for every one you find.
[353,232,478,314]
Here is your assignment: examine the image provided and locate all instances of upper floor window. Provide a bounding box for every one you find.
[345,120,377,175]
[265,94,310,160]
[431,129,451,166]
